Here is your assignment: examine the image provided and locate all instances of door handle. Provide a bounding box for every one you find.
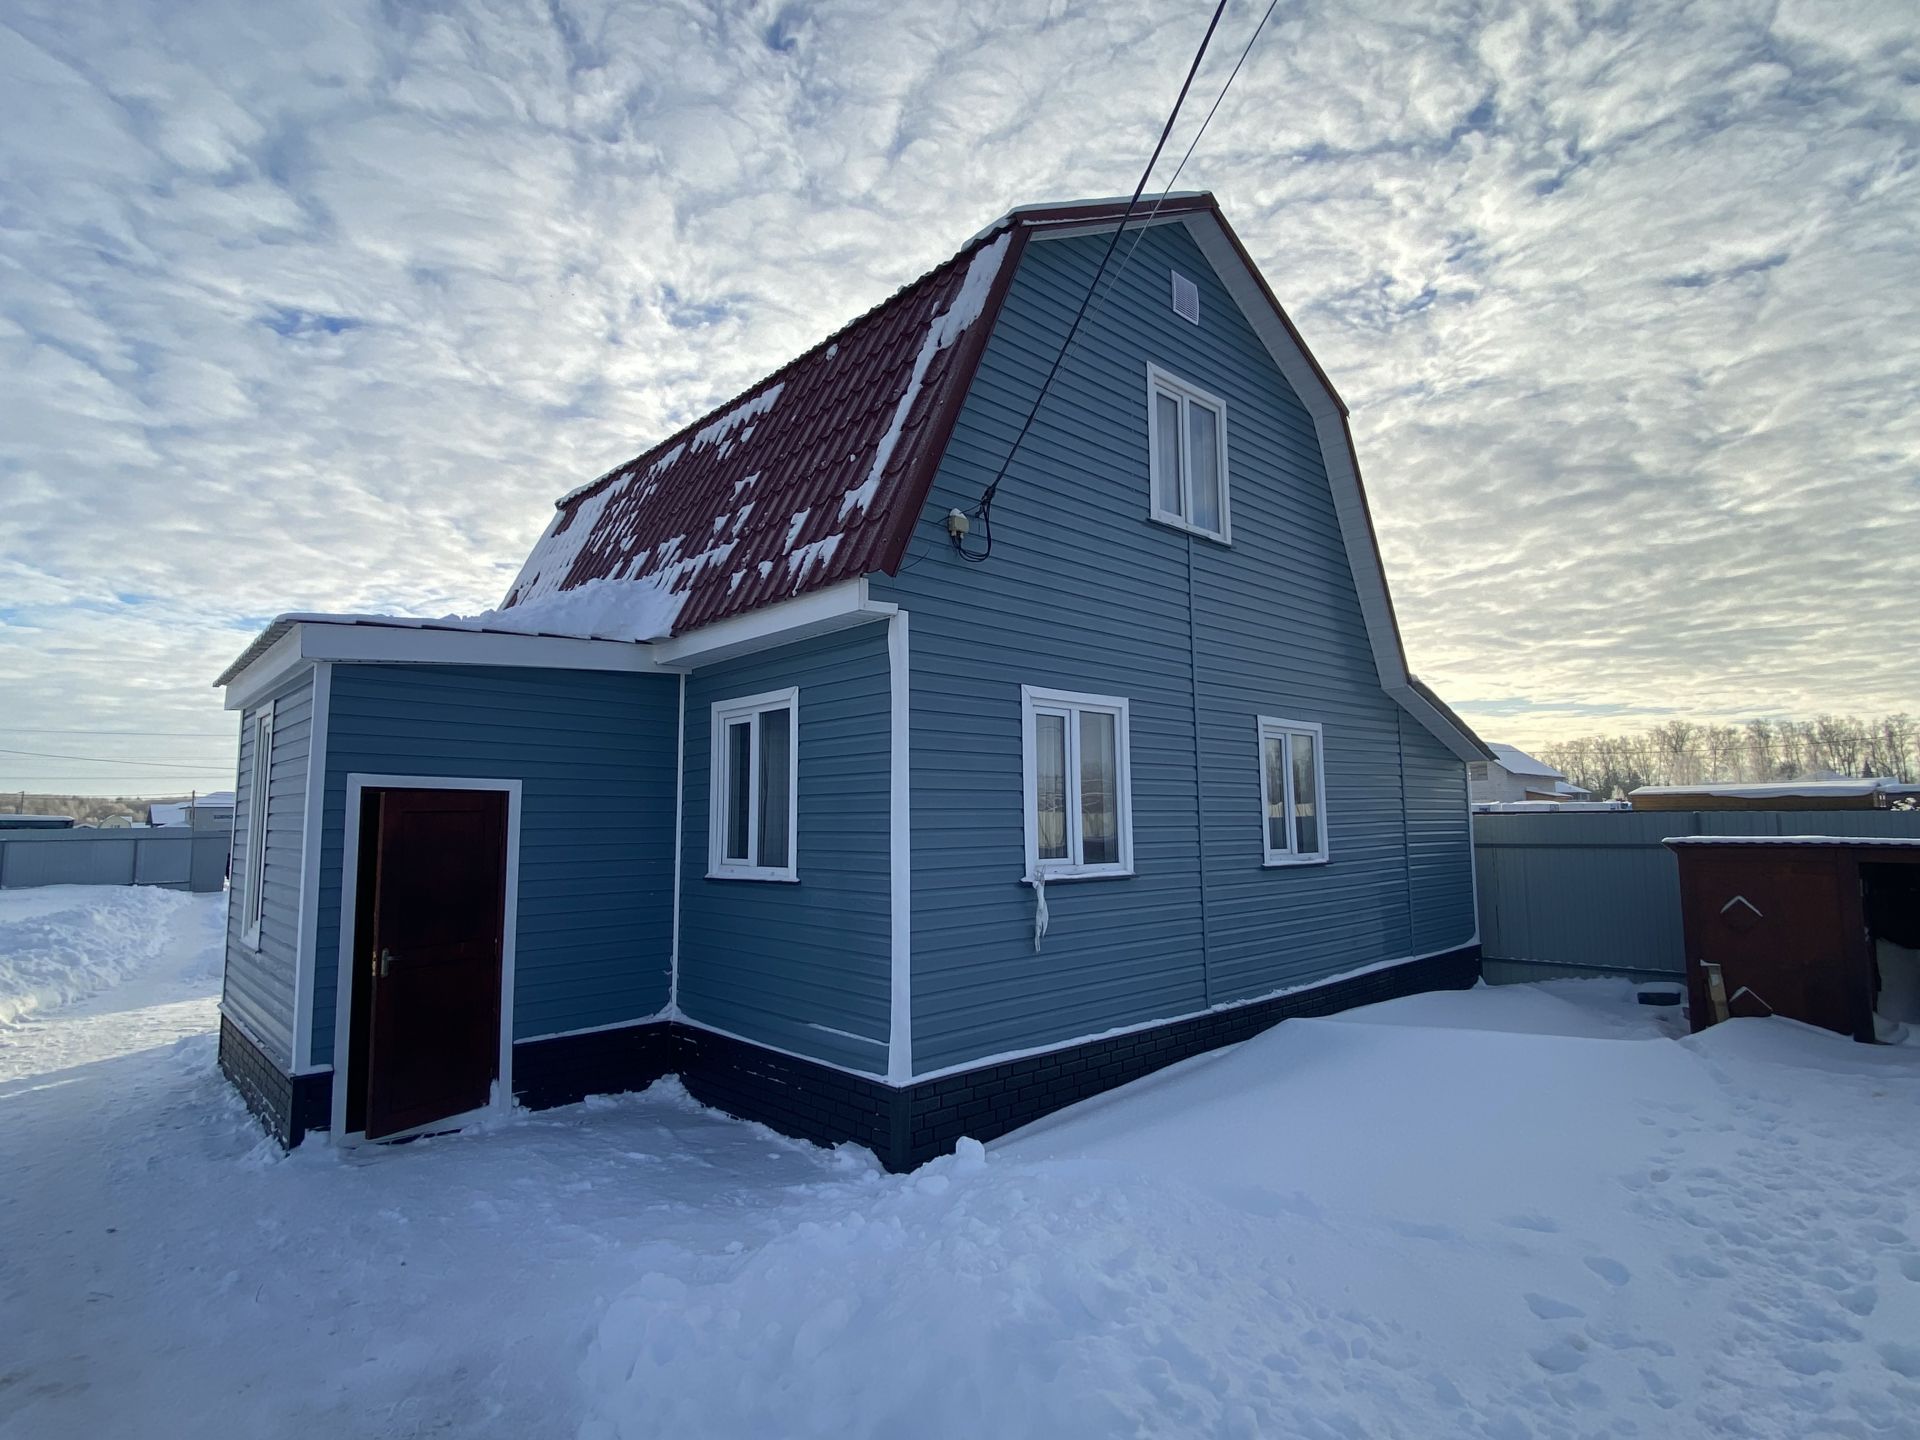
[379,948,397,979]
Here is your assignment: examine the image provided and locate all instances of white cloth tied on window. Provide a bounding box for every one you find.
[1032,871,1049,951]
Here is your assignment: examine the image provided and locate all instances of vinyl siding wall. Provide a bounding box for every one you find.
[309,664,678,1065]
[678,625,893,1074]
[873,221,1474,1073]
[221,669,313,1067]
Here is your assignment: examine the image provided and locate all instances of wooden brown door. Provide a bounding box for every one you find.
[1681,851,1868,1040]
[362,788,509,1140]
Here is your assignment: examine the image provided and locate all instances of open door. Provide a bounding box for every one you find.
[355,787,509,1140]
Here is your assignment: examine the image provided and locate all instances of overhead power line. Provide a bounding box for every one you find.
[1089,0,1281,320]
[949,0,1231,563]
[0,746,236,770]
[0,728,232,738]
[952,0,1281,564]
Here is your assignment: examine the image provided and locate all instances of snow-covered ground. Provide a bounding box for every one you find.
[3,888,1918,1439]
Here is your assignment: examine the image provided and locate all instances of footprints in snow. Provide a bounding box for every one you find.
[1583,1256,1630,1287]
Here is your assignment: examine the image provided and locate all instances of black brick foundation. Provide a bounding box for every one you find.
[220,945,1479,1169]
[218,1015,329,1147]
[894,944,1481,1168]
[513,1022,676,1112]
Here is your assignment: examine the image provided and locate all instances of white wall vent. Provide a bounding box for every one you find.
[1170,270,1200,325]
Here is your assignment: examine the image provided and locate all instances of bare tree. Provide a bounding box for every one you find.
[1703,725,1744,782]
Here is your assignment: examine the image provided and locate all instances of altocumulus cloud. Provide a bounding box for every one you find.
[1,0,1916,788]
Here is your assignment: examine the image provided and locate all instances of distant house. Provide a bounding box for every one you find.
[0,814,74,830]
[211,194,1490,1168]
[1470,744,1590,805]
[1631,778,1920,812]
[148,792,235,830]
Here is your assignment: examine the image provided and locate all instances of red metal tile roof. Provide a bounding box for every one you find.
[501,221,1033,635]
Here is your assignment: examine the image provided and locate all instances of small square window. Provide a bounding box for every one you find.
[1146,365,1230,543]
[709,688,799,881]
[1022,686,1134,881]
[1258,716,1329,865]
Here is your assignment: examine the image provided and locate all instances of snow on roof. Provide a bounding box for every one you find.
[1631,779,1903,800]
[212,579,680,687]
[1487,743,1567,780]
[1473,800,1631,813]
[1664,834,1920,850]
[963,191,1210,246]
[497,218,1039,637]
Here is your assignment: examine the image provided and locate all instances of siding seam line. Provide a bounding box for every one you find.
[1397,711,1414,955]
[1187,530,1211,1008]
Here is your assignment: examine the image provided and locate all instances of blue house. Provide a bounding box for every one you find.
[213,194,1490,1169]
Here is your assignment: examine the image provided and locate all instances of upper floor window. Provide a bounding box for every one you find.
[1258,716,1328,866]
[241,702,275,948]
[1146,364,1230,544]
[1021,685,1134,881]
[709,688,798,881]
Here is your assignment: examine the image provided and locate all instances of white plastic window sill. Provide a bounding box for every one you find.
[1262,854,1330,869]
[1021,867,1134,885]
[705,868,800,884]
[1146,512,1231,547]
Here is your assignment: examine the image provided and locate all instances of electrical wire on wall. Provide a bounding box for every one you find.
[947,0,1277,564]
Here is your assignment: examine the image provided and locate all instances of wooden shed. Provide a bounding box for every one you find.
[1665,836,1920,1043]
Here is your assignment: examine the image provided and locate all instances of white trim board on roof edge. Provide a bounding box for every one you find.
[1175,212,1487,765]
[220,617,670,710]
[652,578,896,668]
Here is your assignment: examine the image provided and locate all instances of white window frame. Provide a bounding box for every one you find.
[1145,363,1231,544]
[1020,685,1134,882]
[241,701,275,949]
[1257,715,1329,867]
[708,686,800,882]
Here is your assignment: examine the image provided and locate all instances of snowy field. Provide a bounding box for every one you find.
[3,888,1918,1439]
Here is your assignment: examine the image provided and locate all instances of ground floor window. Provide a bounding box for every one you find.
[1258,716,1328,865]
[1021,685,1133,880]
[709,688,798,881]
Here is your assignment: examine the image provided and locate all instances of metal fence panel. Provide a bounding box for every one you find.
[1473,808,1920,975]
[0,828,230,893]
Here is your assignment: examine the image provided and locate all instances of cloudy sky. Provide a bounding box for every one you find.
[2,0,1915,795]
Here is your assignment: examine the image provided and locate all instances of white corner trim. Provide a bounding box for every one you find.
[329,774,523,1142]
[290,663,331,1072]
[706,686,801,882]
[886,611,912,1084]
[668,671,686,1019]
[653,578,896,669]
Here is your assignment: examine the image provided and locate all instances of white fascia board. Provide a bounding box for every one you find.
[1180,213,1485,763]
[298,622,668,674]
[222,628,308,712]
[222,621,667,710]
[653,578,897,669]
[1027,212,1194,244]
